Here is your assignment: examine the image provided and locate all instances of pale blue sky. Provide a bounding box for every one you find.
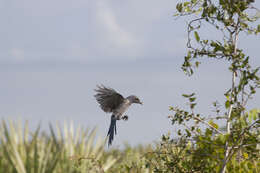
[1,0,259,147]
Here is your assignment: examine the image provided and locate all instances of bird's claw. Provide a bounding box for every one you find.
[122,115,128,121]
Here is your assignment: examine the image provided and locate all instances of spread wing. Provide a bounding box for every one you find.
[94,85,125,113]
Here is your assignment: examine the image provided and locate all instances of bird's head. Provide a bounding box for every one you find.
[127,95,143,105]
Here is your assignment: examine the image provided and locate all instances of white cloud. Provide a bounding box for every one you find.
[95,1,141,57]
[97,2,135,46]
[1,0,182,64]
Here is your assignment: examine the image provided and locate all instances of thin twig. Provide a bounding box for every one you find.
[193,116,224,135]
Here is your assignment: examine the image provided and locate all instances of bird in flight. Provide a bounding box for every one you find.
[94,85,142,146]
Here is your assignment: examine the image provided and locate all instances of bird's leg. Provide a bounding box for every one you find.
[122,115,128,121]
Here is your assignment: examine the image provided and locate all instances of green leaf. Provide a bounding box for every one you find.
[195,61,200,67]
[182,93,195,98]
[183,2,190,6]
[189,97,196,102]
[209,120,219,129]
[178,130,182,136]
[243,153,249,159]
[219,134,226,143]
[182,94,189,98]
[185,129,191,137]
[194,31,200,42]
[176,3,183,12]
[190,103,197,109]
[225,100,230,109]
[248,109,260,122]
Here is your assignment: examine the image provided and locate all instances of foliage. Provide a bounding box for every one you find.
[164,0,260,172]
[0,119,259,173]
[106,144,154,173]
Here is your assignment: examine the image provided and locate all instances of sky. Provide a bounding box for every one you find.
[1,0,260,147]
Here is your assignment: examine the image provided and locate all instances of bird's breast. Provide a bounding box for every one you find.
[114,99,131,117]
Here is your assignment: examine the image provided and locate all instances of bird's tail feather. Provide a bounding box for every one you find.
[107,115,117,146]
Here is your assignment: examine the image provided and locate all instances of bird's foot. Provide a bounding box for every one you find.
[122,115,128,121]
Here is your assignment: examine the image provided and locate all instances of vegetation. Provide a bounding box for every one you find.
[1,0,259,172]
[167,0,260,172]
[0,121,117,173]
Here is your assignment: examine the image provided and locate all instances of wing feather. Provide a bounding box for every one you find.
[94,85,124,113]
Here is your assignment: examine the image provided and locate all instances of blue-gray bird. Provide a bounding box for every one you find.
[94,85,142,146]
